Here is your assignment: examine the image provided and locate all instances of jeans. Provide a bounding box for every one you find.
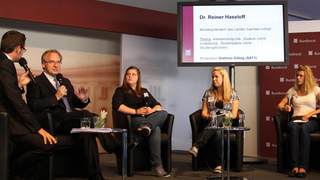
[287,118,319,170]
[131,110,168,167]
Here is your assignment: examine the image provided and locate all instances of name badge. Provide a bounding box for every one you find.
[208,97,214,102]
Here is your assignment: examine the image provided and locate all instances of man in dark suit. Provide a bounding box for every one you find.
[0,30,57,180]
[26,49,135,180]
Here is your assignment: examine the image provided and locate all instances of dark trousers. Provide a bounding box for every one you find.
[287,118,319,170]
[10,133,56,178]
[194,117,222,165]
[54,110,119,176]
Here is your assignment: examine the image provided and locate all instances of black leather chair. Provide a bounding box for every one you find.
[33,112,87,180]
[112,110,174,177]
[189,109,244,172]
[273,111,320,172]
[0,112,10,180]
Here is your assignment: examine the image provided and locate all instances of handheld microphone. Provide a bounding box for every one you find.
[19,58,36,84]
[286,95,292,121]
[287,95,292,105]
[56,73,63,86]
[56,73,67,98]
[143,92,150,107]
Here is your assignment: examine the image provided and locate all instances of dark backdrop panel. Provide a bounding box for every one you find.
[260,32,320,158]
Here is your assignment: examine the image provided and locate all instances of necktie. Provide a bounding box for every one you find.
[54,78,72,112]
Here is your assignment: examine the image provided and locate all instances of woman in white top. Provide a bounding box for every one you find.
[277,65,320,178]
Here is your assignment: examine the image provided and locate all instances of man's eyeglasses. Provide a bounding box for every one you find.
[20,46,27,52]
[43,60,62,65]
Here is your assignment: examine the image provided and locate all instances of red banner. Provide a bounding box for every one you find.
[260,32,320,158]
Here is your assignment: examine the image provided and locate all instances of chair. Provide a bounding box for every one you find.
[273,111,320,172]
[0,112,10,180]
[112,110,174,177]
[189,109,244,172]
[33,112,87,180]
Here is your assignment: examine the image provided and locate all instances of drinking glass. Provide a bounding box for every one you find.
[239,114,245,127]
[210,112,217,127]
[80,117,91,129]
[93,116,100,128]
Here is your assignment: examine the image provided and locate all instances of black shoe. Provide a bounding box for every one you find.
[114,142,139,157]
[297,172,306,178]
[89,173,105,180]
[137,125,151,136]
[288,170,298,177]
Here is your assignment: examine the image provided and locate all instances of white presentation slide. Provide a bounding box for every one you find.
[192,5,285,63]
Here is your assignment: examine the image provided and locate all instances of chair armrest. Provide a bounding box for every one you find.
[112,110,136,143]
[273,110,291,148]
[46,113,55,135]
[0,112,10,180]
[189,109,203,144]
[125,115,136,143]
[33,112,55,136]
[273,111,291,139]
[0,112,9,144]
[161,114,174,136]
[273,110,291,173]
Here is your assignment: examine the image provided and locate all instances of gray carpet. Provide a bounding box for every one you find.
[57,151,320,180]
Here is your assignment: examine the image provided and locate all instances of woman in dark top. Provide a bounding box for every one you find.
[112,66,170,178]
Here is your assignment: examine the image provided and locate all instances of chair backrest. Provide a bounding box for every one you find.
[0,112,10,180]
[161,113,174,135]
[112,110,129,129]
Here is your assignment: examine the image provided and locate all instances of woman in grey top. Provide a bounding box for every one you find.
[189,67,239,173]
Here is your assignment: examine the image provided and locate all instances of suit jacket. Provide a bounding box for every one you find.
[26,72,90,128]
[0,52,41,135]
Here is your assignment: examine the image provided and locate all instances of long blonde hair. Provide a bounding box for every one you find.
[210,67,232,103]
[121,66,142,97]
[294,65,318,94]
